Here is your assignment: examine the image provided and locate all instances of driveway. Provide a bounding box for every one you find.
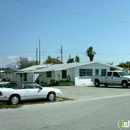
[55,85,130,100]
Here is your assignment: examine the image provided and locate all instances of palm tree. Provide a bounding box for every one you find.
[75,55,80,63]
[86,46,96,61]
[67,58,75,63]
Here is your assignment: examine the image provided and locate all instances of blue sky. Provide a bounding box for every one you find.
[0,0,130,68]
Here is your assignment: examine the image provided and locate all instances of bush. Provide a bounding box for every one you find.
[2,78,8,81]
[56,80,75,86]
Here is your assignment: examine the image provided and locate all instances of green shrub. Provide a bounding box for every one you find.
[56,80,75,86]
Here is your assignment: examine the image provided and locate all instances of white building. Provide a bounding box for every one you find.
[14,61,122,86]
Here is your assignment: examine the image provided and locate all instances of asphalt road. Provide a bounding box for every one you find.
[56,85,130,100]
[0,86,130,130]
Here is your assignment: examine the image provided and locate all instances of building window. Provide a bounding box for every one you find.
[86,69,92,76]
[24,73,27,81]
[79,69,86,76]
[101,69,106,76]
[79,69,92,76]
[95,69,99,76]
[46,71,51,78]
[62,70,67,78]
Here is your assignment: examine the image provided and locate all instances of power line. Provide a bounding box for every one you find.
[0,51,36,55]
[63,49,130,55]
[15,0,130,24]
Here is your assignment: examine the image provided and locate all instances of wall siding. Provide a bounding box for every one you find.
[75,63,110,86]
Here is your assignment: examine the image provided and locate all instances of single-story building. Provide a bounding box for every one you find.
[13,61,122,86]
[0,70,6,80]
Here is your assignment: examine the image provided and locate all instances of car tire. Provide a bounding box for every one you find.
[95,80,100,87]
[122,81,128,88]
[47,92,55,101]
[9,95,20,105]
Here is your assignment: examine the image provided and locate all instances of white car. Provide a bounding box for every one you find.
[0,82,62,105]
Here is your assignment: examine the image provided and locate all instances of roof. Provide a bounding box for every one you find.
[18,61,122,73]
[123,68,130,70]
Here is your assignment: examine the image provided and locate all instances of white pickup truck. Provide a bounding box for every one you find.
[91,71,130,88]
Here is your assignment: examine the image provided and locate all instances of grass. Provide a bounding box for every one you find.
[0,102,22,109]
[0,97,74,109]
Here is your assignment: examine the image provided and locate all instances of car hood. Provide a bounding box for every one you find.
[43,87,61,92]
[123,75,130,78]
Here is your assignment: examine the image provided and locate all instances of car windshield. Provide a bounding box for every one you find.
[0,82,9,88]
[5,83,21,89]
[118,71,129,76]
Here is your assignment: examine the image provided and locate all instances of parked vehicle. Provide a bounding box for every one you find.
[0,82,9,88]
[0,82,62,105]
[91,71,130,88]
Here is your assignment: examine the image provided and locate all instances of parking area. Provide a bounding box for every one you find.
[55,85,130,100]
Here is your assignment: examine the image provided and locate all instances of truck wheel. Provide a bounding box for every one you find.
[122,81,128,88]
[95,80,100,87]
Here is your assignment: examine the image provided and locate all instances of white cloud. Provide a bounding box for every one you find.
[28,57,34,61]
[8,55,20,61]
[7,55,20,67]
[0,55,36,68]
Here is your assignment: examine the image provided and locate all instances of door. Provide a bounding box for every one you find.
[111,72,120,84]
[106,72,113,84]
[25,83,45,100]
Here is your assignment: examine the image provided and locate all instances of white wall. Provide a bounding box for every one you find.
[39,68,75,85]
[27,73,35,82]
[54,68,75,82]
[9,73,20,82]
[67,68,75,82]
[39,71,56,85]
[10,72,39,83]
[75,63,110,86]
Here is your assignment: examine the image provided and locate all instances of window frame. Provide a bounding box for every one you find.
[86,69,92,76]
[62,70,67,79]
[79,69,86,77]
[95,69,99,76]
[101,69,107,76]
[46,71,52,78]
[79,69,93,77]
[24,73,27,81]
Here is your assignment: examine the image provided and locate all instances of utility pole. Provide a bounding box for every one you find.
[61,46,63,63]
[36,47,38,65]
[39,39,41,65]
[69,54,71,60]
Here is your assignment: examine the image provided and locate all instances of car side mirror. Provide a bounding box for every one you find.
[39,86,43,89]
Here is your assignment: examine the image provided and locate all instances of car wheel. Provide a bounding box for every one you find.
[95,80,100,87]
[122,81,128,88]
[47,92,55,101]
[9,95,20,105]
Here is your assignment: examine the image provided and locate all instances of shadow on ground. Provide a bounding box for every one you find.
[0,97,74,109]
[87,85,130,89]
